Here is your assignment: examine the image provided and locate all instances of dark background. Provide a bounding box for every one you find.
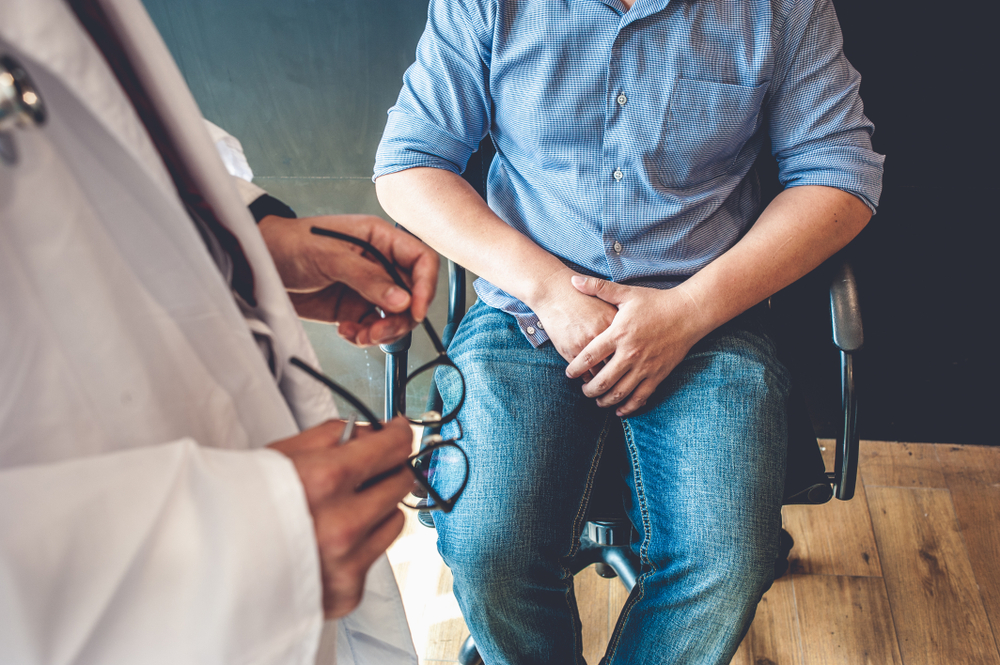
[144,0,996,445]
[818,1,994,444]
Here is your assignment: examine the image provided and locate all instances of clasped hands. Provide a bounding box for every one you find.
[536,269,709,418]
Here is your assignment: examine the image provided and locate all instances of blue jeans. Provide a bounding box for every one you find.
[431,300,790,665]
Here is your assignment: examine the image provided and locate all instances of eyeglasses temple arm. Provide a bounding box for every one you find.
[289,357,383,430]
[310,226,410,292]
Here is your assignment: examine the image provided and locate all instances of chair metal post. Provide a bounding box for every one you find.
[828,260,863,500]
[444,260,466,347]
[380,333,411,421]
[835,350,859,500]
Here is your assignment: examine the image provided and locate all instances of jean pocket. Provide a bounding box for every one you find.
[654,77,767,187]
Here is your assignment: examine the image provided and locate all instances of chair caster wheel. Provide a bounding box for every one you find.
[774,527,794,580]
[773,555,790,580]
[416,509,435,529]
[594,562,619,579]
[779,528,794,556]
[459,635,483,665]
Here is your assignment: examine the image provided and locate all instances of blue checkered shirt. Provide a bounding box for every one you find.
[375,0,884,347]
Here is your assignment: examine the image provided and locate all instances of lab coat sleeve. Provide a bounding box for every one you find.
[0,440,324,665]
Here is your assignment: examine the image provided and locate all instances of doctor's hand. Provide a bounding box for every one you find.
[564,276,710,417]
[268,416,416,619]
[260,214,439,346]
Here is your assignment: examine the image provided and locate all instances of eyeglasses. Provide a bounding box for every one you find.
[287,227,470,513]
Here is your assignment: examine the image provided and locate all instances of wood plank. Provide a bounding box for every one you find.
[389,509,467,663]
[937,444,1000,648]
[948,485,1000,654]
[608,573,631,626]
[575,566,612,665]
[732,574,803,665]
[783,477,882,577]
[793,575,902,665]
[423,616,468,664]
[573,566,633,661]
[936,443,1000,487]
[868,487,1000,664]
[860,441,946,489]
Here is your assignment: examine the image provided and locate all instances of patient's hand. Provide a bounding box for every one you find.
[564,277,706,417]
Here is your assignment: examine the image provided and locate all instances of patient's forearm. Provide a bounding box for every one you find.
[375,167,573,310]
[678,185,872,335]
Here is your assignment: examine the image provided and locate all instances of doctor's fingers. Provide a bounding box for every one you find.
[356,219,440,322]
[383,232,439,323]
[329,292,416,346]
[273,419,411,505]
[320,462,414,547]
[311,457,413,616]
[308,215,438,319]
[267,419,351,455]
[315,506,406,619]
[340,312,416,347]
[319,249,416,316]
[316,416,415,495]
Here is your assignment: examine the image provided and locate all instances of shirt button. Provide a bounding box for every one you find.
[536,321,544,330]
[613,169,623,181]
[617,93,627,106]
[613,241,623,254]
[526,326,536,335]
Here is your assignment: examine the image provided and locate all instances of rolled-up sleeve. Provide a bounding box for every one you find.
[767,0,885,211]
[374,0,493,180]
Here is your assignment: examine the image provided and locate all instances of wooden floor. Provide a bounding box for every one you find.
[387,441,1000,664]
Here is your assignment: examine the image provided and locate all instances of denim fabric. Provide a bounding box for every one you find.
[431,301,790,665]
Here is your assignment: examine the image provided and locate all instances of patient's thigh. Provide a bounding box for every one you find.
[432,301,608,566]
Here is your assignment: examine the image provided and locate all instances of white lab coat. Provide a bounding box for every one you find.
[0,0,417,663]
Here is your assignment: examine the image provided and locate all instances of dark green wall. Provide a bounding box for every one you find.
[144,0,459,416]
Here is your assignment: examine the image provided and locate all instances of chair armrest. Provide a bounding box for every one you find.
[830,261,863,352]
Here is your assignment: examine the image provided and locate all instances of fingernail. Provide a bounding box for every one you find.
[571,275,586,286]
[374,324,402,344]
[384,287,409,309]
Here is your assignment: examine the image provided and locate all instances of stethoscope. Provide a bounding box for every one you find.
[1,53,46,166]
[0,54,46,132]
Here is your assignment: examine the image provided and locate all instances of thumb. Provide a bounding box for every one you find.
[570,275,627,305]
[334,252,413,314]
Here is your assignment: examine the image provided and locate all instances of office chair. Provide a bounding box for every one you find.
[380,141,863,665]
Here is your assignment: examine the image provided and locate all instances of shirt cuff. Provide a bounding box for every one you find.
[249,194,297,223]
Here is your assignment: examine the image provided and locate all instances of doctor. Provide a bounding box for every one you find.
[0,0,434,663]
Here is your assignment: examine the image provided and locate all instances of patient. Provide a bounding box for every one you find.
[372,0,883,662]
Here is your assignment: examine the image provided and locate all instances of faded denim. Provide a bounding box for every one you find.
[431,300,790,665]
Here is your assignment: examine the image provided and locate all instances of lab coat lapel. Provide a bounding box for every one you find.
[87,0,335,431]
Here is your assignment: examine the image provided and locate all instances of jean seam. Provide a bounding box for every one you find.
[603,418,654,664]
[563,413,614,665]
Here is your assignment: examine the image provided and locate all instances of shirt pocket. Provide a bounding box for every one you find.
[654,77,767,188]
